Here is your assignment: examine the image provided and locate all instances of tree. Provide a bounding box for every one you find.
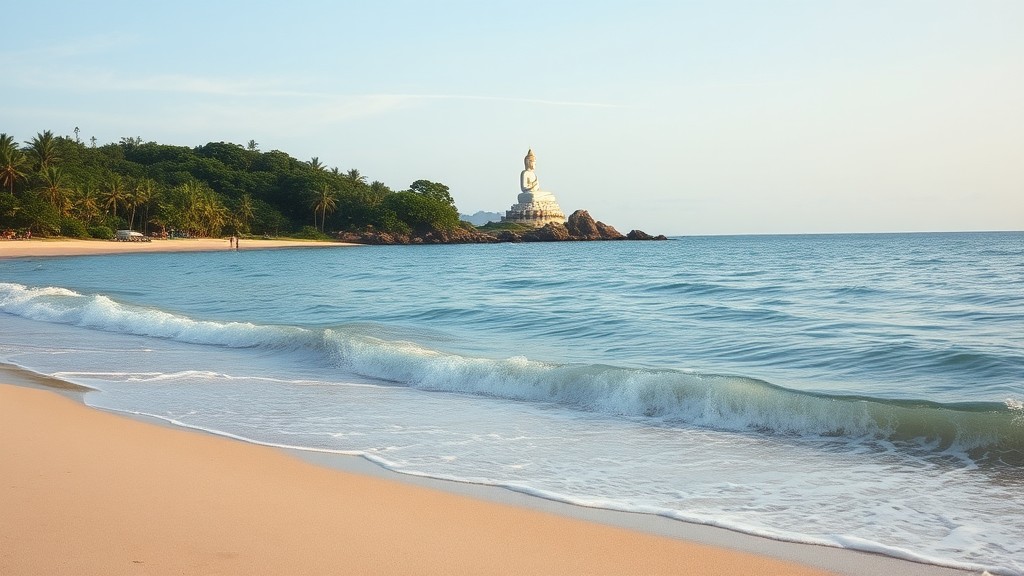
[128,178,157,231]
[37,166,72,215]
[308,157,326,172]
[309,185,338,232]
[26,130,60,171]
[102,173,127,219]
[73,183,101,224]
[409,179,456,208]
[346,168,366,185]
[247,140,259,152]
[164,180,228,237]
[0,134,28,194]
[383,191,459,232]
[236,193,255,234]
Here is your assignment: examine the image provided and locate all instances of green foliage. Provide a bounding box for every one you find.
[59,217,89,238]
[382,191,460,233]
[16,195,60,235]
[0,129,463,238]
[293,225,331,240]
[88,225,114,240]
[409,179,455,207]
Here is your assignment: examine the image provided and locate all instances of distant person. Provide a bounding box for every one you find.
[235,236,239,251]
[229,236,235,249]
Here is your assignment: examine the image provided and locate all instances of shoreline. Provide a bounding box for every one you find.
[0,237,358,259]
[0,364,977,576]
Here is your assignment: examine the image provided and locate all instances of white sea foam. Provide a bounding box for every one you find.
[2,282,1020,461]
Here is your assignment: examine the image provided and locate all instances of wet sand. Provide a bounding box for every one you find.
[0,375,844,576]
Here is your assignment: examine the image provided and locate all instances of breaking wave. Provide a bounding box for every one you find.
[2,281,1021,465]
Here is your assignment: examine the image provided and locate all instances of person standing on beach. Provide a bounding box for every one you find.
[229,236,235,249]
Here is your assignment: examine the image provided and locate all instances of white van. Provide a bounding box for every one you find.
[115,230,151,242]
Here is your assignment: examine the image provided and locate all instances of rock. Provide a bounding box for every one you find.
[566,210,601,240]
[419,227,498,244]
[595,221,626,240]
[495,230,523,242]
[626,230,668,241]
[522,222,571,242]
[338,226,499,245]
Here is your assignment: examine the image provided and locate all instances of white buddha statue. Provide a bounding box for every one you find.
[502,148,566,227]
[518,149,557,203]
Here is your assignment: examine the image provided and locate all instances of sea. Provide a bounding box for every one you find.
[1,232,1021,574]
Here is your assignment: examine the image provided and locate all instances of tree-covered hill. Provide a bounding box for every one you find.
[0,130,460,239]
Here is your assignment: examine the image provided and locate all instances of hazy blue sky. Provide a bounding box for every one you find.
[3,1,1021,235]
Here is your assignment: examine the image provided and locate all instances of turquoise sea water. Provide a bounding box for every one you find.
[1,232,1022,574]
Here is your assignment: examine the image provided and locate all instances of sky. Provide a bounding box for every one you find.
[3,0,1022,235]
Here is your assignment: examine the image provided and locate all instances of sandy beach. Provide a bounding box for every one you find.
[0,376,842,576]
[0,237,357,259]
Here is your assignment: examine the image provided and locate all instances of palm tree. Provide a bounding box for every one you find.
[38,166,72,215]
[127,179,156,231]
[174,180,228,237]
[346,168,366,185]
[237,193,255,234]
[310,184,338,232]
[0,133,17,157]
[26,130,60,171]
[73,183,101,224]
[308,157,326,172]
[0,133,28,194]
[136,179,160,234]
[102,174,126,220]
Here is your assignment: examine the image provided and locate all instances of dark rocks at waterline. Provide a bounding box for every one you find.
[336,227,499,245]
[335,209,667,245]
[626,229,668,241]
[565,209,626,240]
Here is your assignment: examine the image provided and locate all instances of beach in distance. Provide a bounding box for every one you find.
[0,236,355,258]
[1,232,1020,575]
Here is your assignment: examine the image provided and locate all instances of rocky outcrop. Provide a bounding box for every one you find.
[337,227,498,245]
[494,230,523,243]
[337,210,666,245]
[626,229,668,241]
[566,210,601,239]
[595,221,626,240]
[418,227,500,244]
[521,221,571,242]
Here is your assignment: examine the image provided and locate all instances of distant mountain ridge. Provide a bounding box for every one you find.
[460,211,503,226]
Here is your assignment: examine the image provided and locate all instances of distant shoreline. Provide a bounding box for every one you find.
[0,237,359,259]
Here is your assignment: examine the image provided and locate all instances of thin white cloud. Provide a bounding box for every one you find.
[0,34,139,61]
[375,94,625,109]
[4,65,623,108]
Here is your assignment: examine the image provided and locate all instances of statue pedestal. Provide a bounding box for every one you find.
[502,198,566,228]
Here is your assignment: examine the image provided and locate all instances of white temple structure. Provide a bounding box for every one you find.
[501,149,566,227]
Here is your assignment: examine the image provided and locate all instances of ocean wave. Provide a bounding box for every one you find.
[2,281,1021,465]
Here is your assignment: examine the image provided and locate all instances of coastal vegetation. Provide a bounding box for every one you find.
[0,130,460,239]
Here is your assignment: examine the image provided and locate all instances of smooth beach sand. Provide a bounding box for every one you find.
[0,380,839,576]
[0,237,356,259]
